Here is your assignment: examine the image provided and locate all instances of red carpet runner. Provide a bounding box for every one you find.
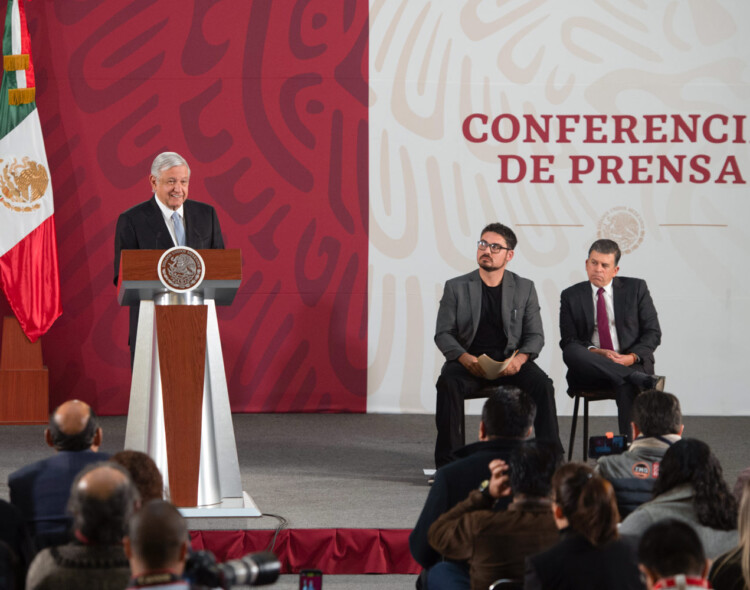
[190,529,420,575]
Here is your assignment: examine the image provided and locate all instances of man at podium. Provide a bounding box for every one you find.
[113,151,225,365]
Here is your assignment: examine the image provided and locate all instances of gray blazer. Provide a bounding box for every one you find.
[434,269,544,362]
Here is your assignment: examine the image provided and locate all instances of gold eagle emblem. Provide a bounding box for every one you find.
[0,156,49,212]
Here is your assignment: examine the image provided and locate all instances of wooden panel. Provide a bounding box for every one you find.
[1,316,43,370]
[0,369,48,424]
[120,249,242,282]
[156,306,207,507]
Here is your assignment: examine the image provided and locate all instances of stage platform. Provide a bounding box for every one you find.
[1,414,748,588]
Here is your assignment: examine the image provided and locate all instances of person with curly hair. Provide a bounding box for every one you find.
[620,438,738,558]
[709,479,750,590]
[524,463,642,590]
[111,450,164,504]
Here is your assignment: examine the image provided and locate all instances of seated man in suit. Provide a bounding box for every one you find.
[114,151,225,365]
[559,239,663,437]
[596,390,683,518]
[434,222,562,469]
[9,400,107,550]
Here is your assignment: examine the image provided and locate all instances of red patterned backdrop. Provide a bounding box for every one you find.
[0,0,369,414]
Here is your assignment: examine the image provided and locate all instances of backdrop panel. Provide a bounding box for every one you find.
[2,1,369,414]
[368,1,750,416]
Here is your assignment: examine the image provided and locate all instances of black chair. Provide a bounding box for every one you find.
[567,377,666,461]
[567,388,617,461]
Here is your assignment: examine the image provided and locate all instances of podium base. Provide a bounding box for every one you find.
[178,491,261,518]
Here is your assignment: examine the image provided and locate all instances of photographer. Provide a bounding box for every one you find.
[596,390,683,517]
[125,500,189,589]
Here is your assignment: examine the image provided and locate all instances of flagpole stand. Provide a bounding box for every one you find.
[0,316,48,424]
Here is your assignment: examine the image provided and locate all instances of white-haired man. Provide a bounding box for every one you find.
[114,151,225,364]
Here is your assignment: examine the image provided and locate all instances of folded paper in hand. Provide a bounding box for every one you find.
[477,350,518,380]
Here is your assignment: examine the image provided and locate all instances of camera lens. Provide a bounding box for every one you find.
[219,551,280,587]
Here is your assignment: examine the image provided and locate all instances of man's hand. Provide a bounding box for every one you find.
[499,352,529,377]
[590,348,634,366]
[488,459,512,499]
[458,353,486,378]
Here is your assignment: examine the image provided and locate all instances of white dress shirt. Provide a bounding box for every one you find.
[153,195,185,247]
[590,281,620,352]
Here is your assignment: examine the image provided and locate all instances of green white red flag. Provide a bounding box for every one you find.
[0,0,61,341]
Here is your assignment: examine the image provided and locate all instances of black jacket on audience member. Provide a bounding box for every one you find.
[525,528,644,590]
[409,438,521,568]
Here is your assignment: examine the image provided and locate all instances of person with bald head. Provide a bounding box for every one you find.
[124,500,189,589]
[26,462,138,590]
[8,400,108,550]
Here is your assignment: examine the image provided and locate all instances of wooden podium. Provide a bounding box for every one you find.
[0,316,48,424]
[118,249,258,515]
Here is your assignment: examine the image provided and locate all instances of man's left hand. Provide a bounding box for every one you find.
[608,352,635,366]
[499,352,528,377]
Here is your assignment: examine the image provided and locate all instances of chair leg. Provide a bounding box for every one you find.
[583,399,589,462]
[568,396,580,462]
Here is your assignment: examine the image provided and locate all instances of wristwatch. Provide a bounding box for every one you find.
[478,479,492,501]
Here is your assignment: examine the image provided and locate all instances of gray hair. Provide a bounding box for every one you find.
[68,462,140,545]
[150,152,190,178]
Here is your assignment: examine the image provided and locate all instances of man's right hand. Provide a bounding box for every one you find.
[488,459,512,499]
[458,352,486,378]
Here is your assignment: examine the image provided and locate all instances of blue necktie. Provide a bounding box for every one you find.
[172,212,185,246]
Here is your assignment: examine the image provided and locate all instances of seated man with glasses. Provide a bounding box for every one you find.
[433,222,563,468]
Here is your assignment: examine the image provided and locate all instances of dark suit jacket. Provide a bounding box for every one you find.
[113,197,225,349]
[435,269,544,362]
[524,529,644,590]
[409,438,522,568]
[559,277,661,373]
[8,450,108,550]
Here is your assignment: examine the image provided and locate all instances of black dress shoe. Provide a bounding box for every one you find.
[642,375,666,392]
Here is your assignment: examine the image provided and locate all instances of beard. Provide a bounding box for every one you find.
[478,255,505,272]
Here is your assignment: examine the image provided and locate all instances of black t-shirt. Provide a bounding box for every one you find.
[468,281,508,360]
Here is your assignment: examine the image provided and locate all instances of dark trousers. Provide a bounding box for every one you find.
[434,359,562,468]
[562,343,652,436]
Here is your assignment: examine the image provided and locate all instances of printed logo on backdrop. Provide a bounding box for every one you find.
[598,208,645,254]
[158,247,205,293]
[0,156,49,212]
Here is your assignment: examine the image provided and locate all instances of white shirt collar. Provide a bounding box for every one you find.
[590,280,613,296]
[153,194,184,219]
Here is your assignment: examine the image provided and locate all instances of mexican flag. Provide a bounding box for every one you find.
[0,0,61,342]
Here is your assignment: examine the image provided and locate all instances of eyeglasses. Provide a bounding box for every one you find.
[477,240,511,254]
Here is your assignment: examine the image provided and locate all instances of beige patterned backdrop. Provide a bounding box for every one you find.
[368,0,750,416]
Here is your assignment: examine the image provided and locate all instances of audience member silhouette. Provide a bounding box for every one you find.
[710,479,750,590]
[8,400,108,550]
[638,519,710,590]
[25,462,139,590]
[524,463,643,590]
[124,500,189,589]
[596,390,683,518]
[410,386,535,589]
[620,438,738,558]
[111,450,164,503]
[428,442,560,590]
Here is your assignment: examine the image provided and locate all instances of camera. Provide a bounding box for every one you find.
[588,433,628,459]
[185,549,281,588]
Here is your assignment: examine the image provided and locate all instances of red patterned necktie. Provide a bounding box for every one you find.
[597,287,614,350]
